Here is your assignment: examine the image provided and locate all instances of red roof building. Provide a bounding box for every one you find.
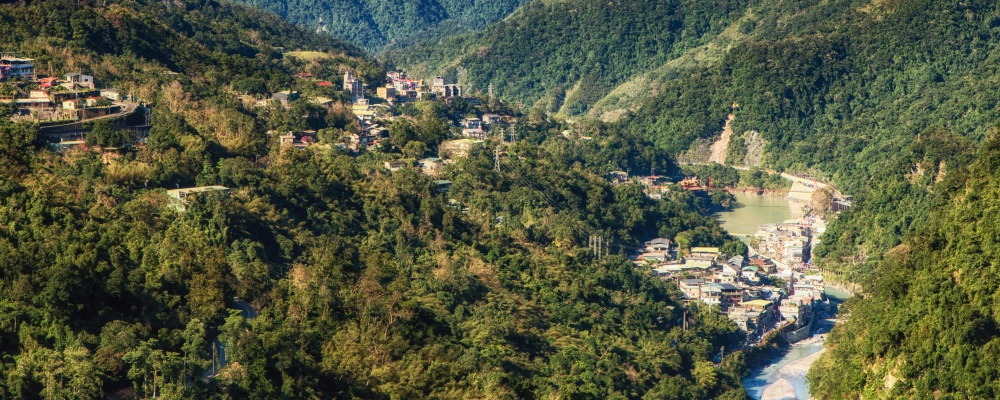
[316,81,333,87]
[39,77,59,88]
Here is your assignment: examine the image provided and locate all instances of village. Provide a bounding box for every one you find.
[2,50,521,209]
[626,170,843,348]
[631,232,830,346]
[1,53,137,125]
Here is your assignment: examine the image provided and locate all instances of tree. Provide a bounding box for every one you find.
[0,120,36,176]
[86,119,132,148]
[181,319,209,380]
[720,239,748,259]
[693,360,718,390]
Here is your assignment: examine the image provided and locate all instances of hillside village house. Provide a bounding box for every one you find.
[343,70,366,100]
[272,90,299,106]
[0,54,35,80]
[39,77,59,88]
[376,86,397,100]
[384,160,408,172]
[430,76,462,98]
[351,99,378,122]
[386,71,420,102]
[679,278,705,300]
[100,88,120,101]
[278,131,317,148]
[689,247,721,263]
[64,73,95,89]
[461,117,486,139]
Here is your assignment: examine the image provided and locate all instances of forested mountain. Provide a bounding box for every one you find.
[399,0,1000,275]
[395,1,1000,394]
[808,135,1000,398]
[391,0,753,115]
[232,0,529,51]
[0,1,753,398]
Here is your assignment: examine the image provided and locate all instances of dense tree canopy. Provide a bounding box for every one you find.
[234,0,530,51]
[810,137,1000,398]
[0,1,755,398]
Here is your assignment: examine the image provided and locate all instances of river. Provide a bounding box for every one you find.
[716,192,805,239]
[742,291,848,400]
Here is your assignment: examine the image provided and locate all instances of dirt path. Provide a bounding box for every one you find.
[708,114,735,164]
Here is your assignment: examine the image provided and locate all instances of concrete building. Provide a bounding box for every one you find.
[0,54,34,79]
[343,71,366,100]
[430,76,462,98]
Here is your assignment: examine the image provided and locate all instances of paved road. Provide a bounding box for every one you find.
[233,298,258,319]
[201,298,258,380]
[39,101,139,130]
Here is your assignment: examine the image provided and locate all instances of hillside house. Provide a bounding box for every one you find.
[279,131,316,148]
[430,76,462,98]
[100,88,121,101]
[689,247,721,262]
[700,283,723,306]
[384,160,409,172]
[608,170,629,184]
[376,86,397,100]
[679,278,706,300]
[64,73,95,89]
[645,238,673,252]
[310,96,333,107]
[272,90,299,106]
[343,71,366,100]
[435,180,452,194]
[741,266,761,284]
[351,98,377,122]
[482,114,501,125]
[728,299,779,336]
[39,77,59,88]
[461,117,486,139]
[0,54,35,79]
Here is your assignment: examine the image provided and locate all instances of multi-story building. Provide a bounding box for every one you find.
[343,71,366,100]
[0,54,34,80]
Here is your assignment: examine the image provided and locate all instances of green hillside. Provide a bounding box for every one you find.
[398,0,1000,274]
[396,1,1000,394]
[391,0,755,114]
[809,136,1000,398]
[0,1,753,398]
[232,0,529,51]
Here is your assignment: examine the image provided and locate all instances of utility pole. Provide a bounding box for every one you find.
[488,82,494,100]
[494,145,502,172]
